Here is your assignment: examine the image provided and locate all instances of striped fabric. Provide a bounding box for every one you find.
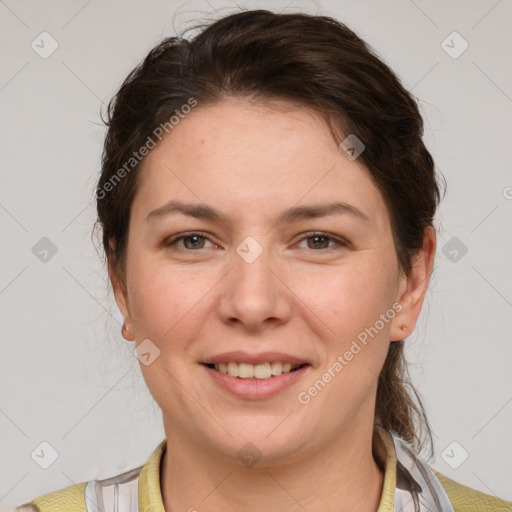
[16,427,512,511]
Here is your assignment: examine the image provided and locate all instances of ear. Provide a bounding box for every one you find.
[108,253,135,342]
[389,226,436,341]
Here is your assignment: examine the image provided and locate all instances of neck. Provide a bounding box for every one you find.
[160,423,386,512]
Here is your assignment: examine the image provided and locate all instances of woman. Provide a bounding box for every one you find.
[16,8,512,512]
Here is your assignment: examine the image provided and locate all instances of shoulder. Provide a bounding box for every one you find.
[433,469,512,512]
[14,466,142,512]
[15,440,166,512]
[15,481,88,512]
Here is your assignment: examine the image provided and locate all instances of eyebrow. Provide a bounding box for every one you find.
[146,200,371,225]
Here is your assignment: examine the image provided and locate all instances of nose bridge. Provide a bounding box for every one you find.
[232,234,277,302]
[218,234,291,327]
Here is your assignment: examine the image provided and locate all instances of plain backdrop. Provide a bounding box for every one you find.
[1,0,511,508]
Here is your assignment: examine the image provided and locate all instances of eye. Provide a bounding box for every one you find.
[164,232,215,250]
[296,232,348,251]
[163,231,348,252]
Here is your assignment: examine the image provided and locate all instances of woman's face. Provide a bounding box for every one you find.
[112,98,428,463]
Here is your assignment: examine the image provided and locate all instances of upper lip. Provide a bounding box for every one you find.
[202,351,309,366]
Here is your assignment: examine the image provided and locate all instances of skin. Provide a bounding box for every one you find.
[110,97,436,512]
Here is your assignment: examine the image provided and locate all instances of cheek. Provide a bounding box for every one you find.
[127,263,214,406]
[294,261,395,419]
[126,256,218,343]
[291,255,398,341]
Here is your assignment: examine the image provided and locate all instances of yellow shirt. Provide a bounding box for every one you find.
[17,427,512,511]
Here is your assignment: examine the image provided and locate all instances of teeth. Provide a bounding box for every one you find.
[270,362,282,375]
[239,363,254,378]
[227,361,238,377]
[212,361,303,379]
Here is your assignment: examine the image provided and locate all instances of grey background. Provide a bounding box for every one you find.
[1,0,511,508]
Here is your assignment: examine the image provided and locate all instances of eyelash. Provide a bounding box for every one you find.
[164,231,348,252]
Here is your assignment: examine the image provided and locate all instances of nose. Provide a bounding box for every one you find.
[216,241,293,332]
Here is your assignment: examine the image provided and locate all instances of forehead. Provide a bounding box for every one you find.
[131,98,389,229]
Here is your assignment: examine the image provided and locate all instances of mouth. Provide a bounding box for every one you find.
[200,361,311,400]
[203,361,309,379]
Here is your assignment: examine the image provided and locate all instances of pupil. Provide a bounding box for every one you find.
[186,235,202,249]
[310,236,327,249]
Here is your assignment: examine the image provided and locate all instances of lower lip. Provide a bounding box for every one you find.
[201,364,310,400]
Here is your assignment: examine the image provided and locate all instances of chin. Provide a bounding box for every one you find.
[208,419,310,465]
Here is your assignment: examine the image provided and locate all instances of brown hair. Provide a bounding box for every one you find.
[94,8,443,459]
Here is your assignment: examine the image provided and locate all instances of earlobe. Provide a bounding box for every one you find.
[390,226,436,341]
[108,258,135,341]
[121,320,135,342]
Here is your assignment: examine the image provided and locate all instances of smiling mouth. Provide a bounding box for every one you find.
[203,362,309,380]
